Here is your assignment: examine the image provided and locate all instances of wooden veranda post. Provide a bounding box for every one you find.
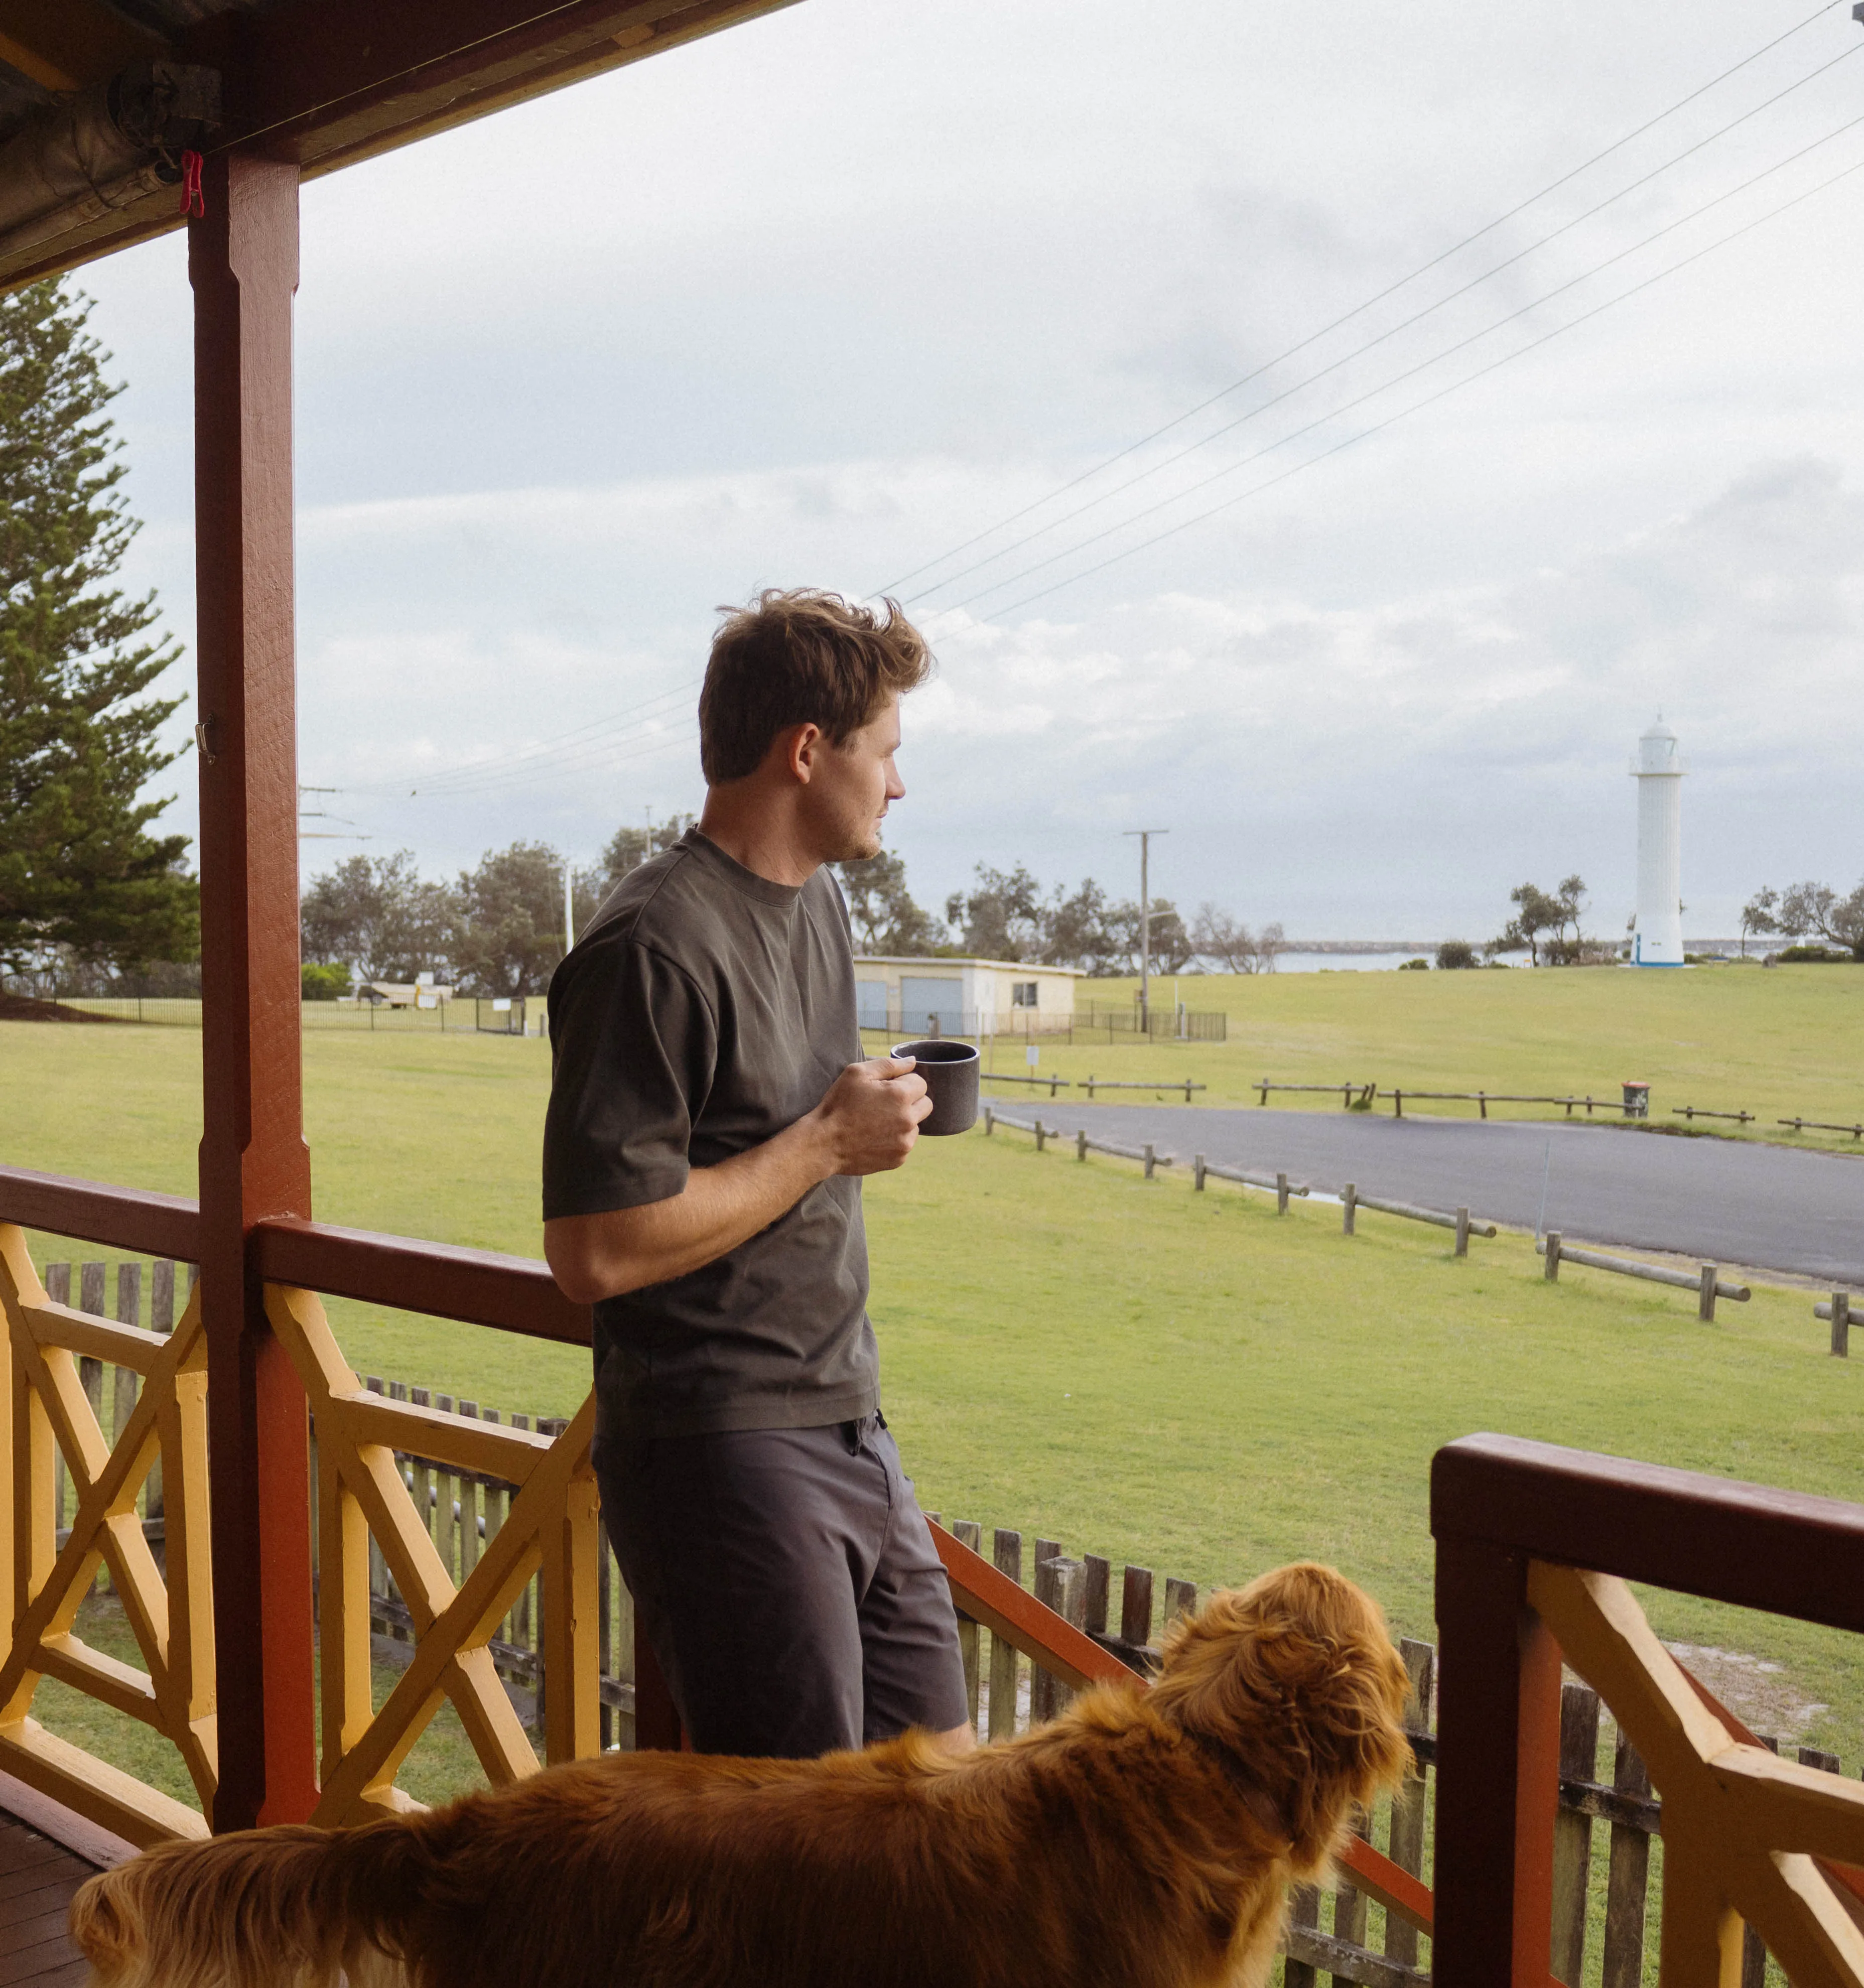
[1430,1512,1560,1983]
[190,150,318,1830]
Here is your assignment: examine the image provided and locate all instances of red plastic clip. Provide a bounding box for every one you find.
[179,149,204,219]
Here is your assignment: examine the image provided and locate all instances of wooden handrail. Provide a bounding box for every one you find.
[928,1521,1123,1693]
[0,1165,198,1260]
[254,1217,591,1345]
[1434,1432,1864,1632]
[927,1521,1433,1937]
[0,1169,591,1346]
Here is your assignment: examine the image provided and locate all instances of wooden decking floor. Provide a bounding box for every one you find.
[0,1775,140,1988]
[0,1816,93,1987]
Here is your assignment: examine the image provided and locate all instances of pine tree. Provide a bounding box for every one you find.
[0,280,196,977]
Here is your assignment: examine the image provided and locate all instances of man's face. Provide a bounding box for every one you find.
[808,696,905,863]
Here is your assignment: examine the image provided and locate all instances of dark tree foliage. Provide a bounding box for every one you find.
[1190,905,1285,974]
[451,841,571,996]
[300,850,452,983]
[1774,880,1864,961]
[1739,886,1783,957]
[945,863,1045,962]
[833,850,943,955]
[1139,898,1194,975]
[1493,875,1586,965]
[0,280,195,974]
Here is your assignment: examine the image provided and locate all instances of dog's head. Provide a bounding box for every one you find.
[1146,1562,1412,1865]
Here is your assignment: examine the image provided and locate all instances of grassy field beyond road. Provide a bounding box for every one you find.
[5,1015,1864,1761]
[948,961,1864,1145]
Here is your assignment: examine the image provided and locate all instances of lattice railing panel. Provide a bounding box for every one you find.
[0,1224,214,1845]
[263,1283,600,1825]
[1530,1560,1864,1987]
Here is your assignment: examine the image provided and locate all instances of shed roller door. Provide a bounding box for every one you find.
[899,977,963,1035]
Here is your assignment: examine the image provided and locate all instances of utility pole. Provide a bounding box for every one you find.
[1124,828,1168,1030]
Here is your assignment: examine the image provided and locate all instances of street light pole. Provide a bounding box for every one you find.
[1124,827,1168,1031]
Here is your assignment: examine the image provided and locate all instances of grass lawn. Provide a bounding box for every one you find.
[5,1010,1864,1783]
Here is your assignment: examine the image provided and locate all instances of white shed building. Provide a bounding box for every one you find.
[851,956,1082,1038]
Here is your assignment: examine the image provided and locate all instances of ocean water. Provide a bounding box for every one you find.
[1269,951,1439,973]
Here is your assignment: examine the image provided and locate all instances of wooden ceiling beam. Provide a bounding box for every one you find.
[183,0,797,167]
[0,0,797,295]
[0,0,165,94]
[244,0,800,181]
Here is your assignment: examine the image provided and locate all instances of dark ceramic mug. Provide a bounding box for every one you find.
[891,1038,980,1136]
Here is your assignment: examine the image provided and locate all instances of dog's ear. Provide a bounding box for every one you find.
[1149,1563,1412,1862]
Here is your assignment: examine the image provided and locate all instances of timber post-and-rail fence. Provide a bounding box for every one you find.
[14,1174,1864,1983]
[1263,1078,1864,1136]
[993,1107,1864,1331]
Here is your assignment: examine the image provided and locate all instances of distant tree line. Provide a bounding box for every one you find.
[300,815,692,997]
[301,836,1287,995]
[1434,871,1864,972]
[841,854,1284,976]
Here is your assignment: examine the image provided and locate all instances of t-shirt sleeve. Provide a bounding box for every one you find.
[542,937,717,1220]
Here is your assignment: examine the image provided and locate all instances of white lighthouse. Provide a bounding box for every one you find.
[1631,716,1684,967]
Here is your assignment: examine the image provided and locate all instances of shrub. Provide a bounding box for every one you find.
[1777,945,1850,964]
[1399,958,1429,971]
[1435,940,1478,970]
[301,962,351,1001]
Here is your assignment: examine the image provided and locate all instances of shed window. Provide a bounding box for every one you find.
[1011,981,1038,1007]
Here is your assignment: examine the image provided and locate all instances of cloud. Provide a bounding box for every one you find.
[61,0,1864,940]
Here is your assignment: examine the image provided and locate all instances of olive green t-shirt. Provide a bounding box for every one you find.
[542,829,877,1441]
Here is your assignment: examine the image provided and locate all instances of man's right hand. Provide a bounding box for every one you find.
[810,1056,932,1176]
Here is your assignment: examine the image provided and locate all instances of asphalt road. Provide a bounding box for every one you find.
[985,1099,1864,1286]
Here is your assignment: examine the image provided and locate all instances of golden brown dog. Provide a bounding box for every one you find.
[72,1560,1410,1988]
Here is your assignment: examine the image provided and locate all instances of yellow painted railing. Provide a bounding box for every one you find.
[0,1225,214,1844]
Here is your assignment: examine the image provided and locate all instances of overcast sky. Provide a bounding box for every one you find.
[76,0,1864,940]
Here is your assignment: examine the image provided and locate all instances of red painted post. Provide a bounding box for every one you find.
[190,150,318,1830]
[1430,1531,1561,1985]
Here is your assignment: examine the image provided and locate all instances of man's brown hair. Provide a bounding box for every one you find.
[699,589,933,785]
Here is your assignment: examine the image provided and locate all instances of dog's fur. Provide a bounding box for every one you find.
[72,1561,1410,1988]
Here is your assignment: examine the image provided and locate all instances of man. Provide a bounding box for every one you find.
[542,588,972,1761]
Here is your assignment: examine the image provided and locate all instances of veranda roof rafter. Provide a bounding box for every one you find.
[0,0,800,296]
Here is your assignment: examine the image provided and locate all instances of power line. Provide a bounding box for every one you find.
[925,101,1864,618]
[874,0,1852,602]
[936,141,1864,630]
[389,725,702,803]
[904,37,1864,610]
[387,687,695,797]
[346,676,701,797]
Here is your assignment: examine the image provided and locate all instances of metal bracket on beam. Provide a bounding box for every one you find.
[0,61,219,261]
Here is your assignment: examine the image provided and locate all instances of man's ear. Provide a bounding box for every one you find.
[774,722,825,784]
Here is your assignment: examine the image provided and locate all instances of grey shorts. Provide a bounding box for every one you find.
[591,1412,969,1759]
